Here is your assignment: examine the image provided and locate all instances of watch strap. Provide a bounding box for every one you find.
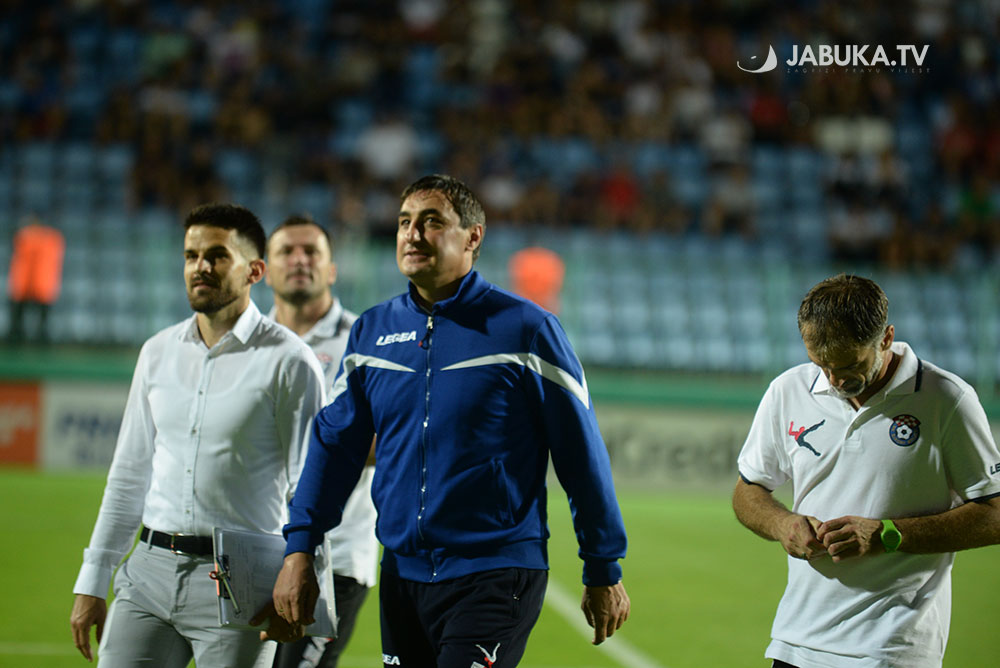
[880,518,902,553]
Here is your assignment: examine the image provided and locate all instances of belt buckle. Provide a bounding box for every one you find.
[169,533,187,555]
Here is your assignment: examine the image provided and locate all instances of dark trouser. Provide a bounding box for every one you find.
[7,299,50,344]
[773,661,800,668]
[379,568,547,668]
[272,575,371,668]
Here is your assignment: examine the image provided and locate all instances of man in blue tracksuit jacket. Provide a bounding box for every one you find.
[266,174,630,667]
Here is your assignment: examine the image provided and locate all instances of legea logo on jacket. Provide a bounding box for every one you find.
[376,330,417,346]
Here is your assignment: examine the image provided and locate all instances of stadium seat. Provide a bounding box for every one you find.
[98,144,134,181]
[0,173,12,212]
[662,335,696,369]
[60,143,98,178]
[0,79,20,112]
[620,333,660,366]
[17,142,57,178]
[18,174,56,214]
[217,149,258,192]
[60,180,99,211]
[751,146,783,177]
[785,148,826,182]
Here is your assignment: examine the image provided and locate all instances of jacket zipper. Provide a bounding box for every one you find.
[417,312,437,579]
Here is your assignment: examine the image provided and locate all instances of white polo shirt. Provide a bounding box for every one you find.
[738,341,1000,668]
[271,299,379,587]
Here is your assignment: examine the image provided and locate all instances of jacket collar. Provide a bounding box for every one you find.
[405,270,489,313]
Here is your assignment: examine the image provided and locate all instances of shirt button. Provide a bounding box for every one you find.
[190,428,197,434]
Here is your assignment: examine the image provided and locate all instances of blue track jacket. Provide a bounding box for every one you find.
[285,270,627,585]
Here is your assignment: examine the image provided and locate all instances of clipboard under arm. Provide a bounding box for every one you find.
[211,527,337,637]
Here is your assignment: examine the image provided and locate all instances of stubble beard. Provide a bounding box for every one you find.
[275,280,323,307]
[830,346,885,399]
[188,288,240,314]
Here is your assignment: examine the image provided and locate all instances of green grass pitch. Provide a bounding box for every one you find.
[2,469,998,667]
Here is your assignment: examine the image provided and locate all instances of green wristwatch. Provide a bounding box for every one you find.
[880,519,902,553]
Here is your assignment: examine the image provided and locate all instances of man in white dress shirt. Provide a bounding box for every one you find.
[70,204,326,667]
[263,215,378,668]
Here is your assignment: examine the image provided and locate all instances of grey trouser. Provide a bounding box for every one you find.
[98,540,275,668]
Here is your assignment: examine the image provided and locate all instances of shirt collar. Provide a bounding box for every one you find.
[266,297,343,344]
[180,300,262,347]
[810,341,918,401]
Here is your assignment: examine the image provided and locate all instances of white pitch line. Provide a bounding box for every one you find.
[0,644,619,668]
[0,642,77,656]
[543,579,668,668]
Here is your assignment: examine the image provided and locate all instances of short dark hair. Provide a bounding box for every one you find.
[184,203,266,259]
[400,174,486,260]
[267,214,333,255]
[798,274,889,353]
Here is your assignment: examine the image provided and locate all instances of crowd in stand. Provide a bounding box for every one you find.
[2,0,999,269]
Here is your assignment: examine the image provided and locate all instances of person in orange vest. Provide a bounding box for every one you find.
[507,246,566,314]
[6,216,65,344]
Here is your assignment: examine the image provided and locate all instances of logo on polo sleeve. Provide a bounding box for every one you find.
[889,414,921,447]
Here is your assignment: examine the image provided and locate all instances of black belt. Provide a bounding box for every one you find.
[140,527,214,556]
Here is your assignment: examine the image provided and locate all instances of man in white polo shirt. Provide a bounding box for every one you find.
[733,274,1000,668]
[263,214,378,668]
[70,204,325,667]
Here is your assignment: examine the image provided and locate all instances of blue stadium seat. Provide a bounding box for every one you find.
[0,173,11,212]
[632,141,672,178]
[188,90,218,124]
[668,144,706,174]
[733,338,770,373]
[333,98,374,133]
[60,180,99,211]
[65,80,104,126]
[18,175,55,214]
[68,23,104,63]
[620,333,660,366]
[699,335,737,371]
[752,176,783,213]
[217,149,258,191]
[292,184,335,220]
[416,131,446,166]
[406,47,442,108]
[672,172,708,208]
[98,144,134,181]
[0,79,17,112]
[612,294,651,334]
[785,148,826,182]
[751,146,783,177]
[60,143,98,178]
[17,142,57,178]
[662,335,696,369]
[105,30,142,83]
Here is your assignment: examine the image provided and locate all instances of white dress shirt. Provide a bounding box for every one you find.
[74,301,326,598]
[270,298,379,587]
